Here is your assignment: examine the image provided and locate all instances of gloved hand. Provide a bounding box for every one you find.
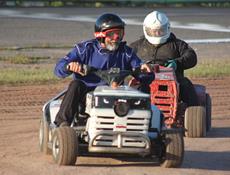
[165,60,177,70]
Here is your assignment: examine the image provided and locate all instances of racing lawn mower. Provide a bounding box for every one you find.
[39,67,184,167]
[148,64,211,137]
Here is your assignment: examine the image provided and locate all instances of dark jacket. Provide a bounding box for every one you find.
[130,33,197,80]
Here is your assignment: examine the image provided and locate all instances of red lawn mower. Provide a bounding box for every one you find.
[150,64,211,137]
[130,64,211,137]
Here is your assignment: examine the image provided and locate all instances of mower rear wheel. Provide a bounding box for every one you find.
[184,106,206,137]
[160,129,184,168]
[206,93,212,131]
[52,127,78,165]
[39,117,51,155]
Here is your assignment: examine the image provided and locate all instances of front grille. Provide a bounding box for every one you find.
[95,115,149,133]
[95,116,115,131]
[90,112,150,148]
[93,134,147,148]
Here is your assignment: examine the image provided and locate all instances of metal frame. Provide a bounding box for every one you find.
[88,131,151,155]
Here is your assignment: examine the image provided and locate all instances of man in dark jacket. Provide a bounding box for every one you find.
[54,13,153,127]
[130,11,198,106]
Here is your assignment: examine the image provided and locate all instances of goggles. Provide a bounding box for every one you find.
[95,28,124,41]
[144,23,168,37]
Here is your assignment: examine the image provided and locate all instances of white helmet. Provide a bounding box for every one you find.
[143,11,170,45]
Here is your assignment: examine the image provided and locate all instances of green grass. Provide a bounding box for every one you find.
[0,68,59,85]
[0,44,71,51]
[185,59,230,78]
[0,58,229,85]
[0,55,49,64]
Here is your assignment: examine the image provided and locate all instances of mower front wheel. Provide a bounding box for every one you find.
[52,127,78,165]
[160,129,184,168]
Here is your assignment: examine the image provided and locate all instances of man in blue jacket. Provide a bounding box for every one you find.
[54,13,153,127]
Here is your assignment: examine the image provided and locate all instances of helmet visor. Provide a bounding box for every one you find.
[105,29,124,41]
[144,23,168,37]
[95,28,124,41]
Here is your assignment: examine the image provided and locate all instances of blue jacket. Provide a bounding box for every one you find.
[54,39,152,87]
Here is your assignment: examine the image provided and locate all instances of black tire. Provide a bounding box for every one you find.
[39,117,51,155]
[206,93,212,131]
[184,106,206,137]
[52,127,78,165]
[160,129,184,168]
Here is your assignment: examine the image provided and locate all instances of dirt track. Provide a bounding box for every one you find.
[0,6,230,175]
[0,77,230,175]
